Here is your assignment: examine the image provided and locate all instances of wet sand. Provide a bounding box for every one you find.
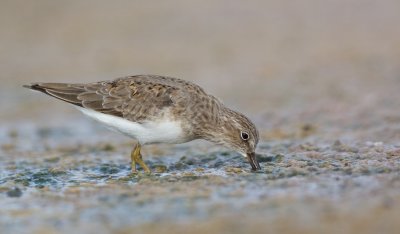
[1,118,400,234]
[1,1,400,233]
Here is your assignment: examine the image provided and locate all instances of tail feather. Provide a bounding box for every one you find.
[23,83,84,106]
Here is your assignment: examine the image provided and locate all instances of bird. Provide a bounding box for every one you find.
[24,75,261,173]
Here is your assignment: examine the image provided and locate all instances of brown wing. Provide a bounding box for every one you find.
[23,75,193,122]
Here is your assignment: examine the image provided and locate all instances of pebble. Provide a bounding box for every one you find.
[6,187,22,198]
[224,167,243,174]
[153,165,168,173]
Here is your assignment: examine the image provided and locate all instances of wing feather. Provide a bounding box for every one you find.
[23,75,192,122]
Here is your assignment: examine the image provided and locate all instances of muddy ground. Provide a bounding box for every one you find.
[1,1,400,234]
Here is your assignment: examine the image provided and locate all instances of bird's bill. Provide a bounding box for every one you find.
[247,152,261,171]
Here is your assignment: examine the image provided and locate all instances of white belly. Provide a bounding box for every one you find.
[76,107,186,144]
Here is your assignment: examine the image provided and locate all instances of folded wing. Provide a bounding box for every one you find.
[23,76,179,122]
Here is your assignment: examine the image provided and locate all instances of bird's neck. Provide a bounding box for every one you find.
[195,105,236,145]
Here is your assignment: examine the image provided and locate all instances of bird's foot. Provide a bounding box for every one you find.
[130,143,151,174]
[136,158,151,174]
[130,160,151,174]
[131,161,138,174]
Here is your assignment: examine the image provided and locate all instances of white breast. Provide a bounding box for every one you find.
[76,107,186,144]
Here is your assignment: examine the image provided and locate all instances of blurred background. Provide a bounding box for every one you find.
[2,0,399,128]
[1,1,400,233]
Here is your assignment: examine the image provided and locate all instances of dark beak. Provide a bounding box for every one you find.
[247,152,261,171]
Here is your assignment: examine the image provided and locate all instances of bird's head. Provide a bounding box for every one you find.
[207,108,261,171]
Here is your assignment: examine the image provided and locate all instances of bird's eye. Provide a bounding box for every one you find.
[241,131,249,140]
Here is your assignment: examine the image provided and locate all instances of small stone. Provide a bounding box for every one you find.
[200,155,217,163]
[332,140,359,153]
[274,154,285,163]
[224,167,243,174]
[299,143,319,151]
[44,157,60,163]
[256,154,275,162]
[173,162,187,170]
[212,160,224,168]
[48,167,67,176]
[180,172,199,181]
[166,176,178,182]
[182,172,196,177]
[102,143,116,151]
[6,187,22,198]
[386,149,400,157]
[287,159,308,168]
[300,123,317,137]
[305,152,322,159]
[98,164,120,174]
[195,167,205,172]
[153,165,167,173]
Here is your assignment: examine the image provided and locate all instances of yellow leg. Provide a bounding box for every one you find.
[130,143,151,174]
[130,145,138,173]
